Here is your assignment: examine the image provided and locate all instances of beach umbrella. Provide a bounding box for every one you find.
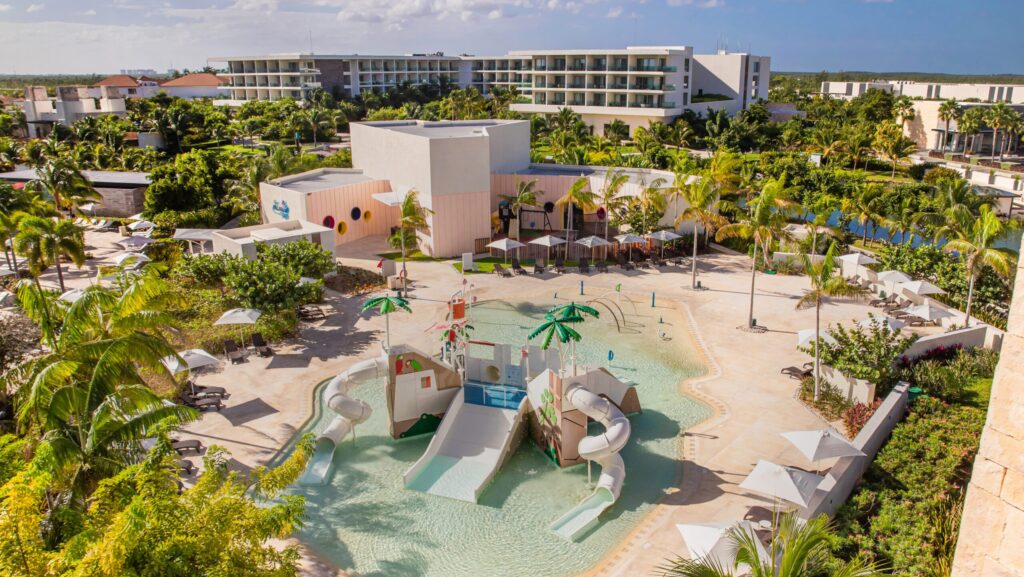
[797,328,835,348]
[127,212,145,221]
[856,316,905,331]
[676,521,769,570]
[646,230,681,259]
[837,252,878,278]
[487,238,526,263]
[904,302,955,323]
[78,202,100,214]
[614,233,645,260]
[128,220,155,231]
[116,236,155,251]
[576,235,610,261]
[782,429,865,472]
[112,252,151,267]
[739,460,825,509]
[162,348,221,375]
[529,235,566,263]
[214,308,262,349]
[876,270,912,296]
[899,280,946,299]
[59,288,87,303]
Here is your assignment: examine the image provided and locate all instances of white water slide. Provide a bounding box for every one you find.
[404,386,526,502]
[550,385,631,541]
[299,356,386,486]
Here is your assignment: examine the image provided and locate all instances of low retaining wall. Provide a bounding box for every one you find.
[799,382,910,520]
[772,252,825,267]
[819,365,875,405]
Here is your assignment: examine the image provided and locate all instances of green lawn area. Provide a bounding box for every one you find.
[211,144,266,155]
[454,257,600,274]
[377,250,447,263]
[962,377,993,409]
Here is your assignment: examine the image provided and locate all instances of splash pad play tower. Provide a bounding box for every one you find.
[300,296,643,541]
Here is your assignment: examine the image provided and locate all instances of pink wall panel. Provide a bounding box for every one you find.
[490,173,582,231]
[428,190,491,257]
[303,180,399,247]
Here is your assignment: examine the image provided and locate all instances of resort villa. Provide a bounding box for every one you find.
[259,119,695,257]
[209,46,770,135]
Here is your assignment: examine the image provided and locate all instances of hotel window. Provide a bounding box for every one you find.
[997,87,1005,101]
[684,58,690,73]
[753,61,760,73]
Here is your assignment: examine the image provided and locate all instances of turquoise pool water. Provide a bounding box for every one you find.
[286,298,710,577]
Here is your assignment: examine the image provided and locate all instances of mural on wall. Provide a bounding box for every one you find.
[539,385,560,464]
[272,199,290,219]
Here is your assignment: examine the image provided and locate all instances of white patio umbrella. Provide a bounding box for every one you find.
[615,233,645,260]
[856,316,906,331]
[78,202,100,214]
[647,230,682,259]
[781,429,865,472]
[837,252,878,278]
[116,236,155,251]
[529,235,566,263]
[576,235,611,261]
[876,270,912,296]
[128,219,155,231]
[214,308,262,348]
[162,348,221,375]
[904,302,955,323]
[112,252,151,267]
[899,280,946,299]
[59,288,87,303]
[739,460,825,509]
[676,521,770,570]
[127,212,145,221]
[487,238,526,263]
[796,328,835,348]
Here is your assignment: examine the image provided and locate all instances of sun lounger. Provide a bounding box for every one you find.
[93,219,110,230]
[905,315,936,327]
[493,263,513,278]
[510,258,527,275]
[533,262,546,275]
[578,258,591,274]
[554,258,567,274]
[652,255,667,267]
[171,439,204,454]
[192,384,228,398]
[634,256,652,270]
[179,392,224,411]
[596,260,609,273]
[297,304,326,320]
[781,362,814,380]
[252,332,273,357]
[616,255,635,271]
[224,340,245,364]
[177,458,196,476]
[870,294,896,307]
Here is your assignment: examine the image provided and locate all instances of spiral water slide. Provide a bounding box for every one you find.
[299,355,387,486]
[549,385,631,541]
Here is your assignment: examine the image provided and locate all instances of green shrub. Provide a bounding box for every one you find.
[225,258,302,312]
[173,252,237,288]
[810,316,918,395]
[254,239,335,278]
[799,377,851,420]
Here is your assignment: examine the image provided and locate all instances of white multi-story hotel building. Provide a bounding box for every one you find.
[821,79,1024,104]
[209,47,769,135]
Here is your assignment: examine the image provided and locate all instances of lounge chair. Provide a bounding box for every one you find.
[870,294,896,307]
[781,362,814,380]
[857,279,873,290]
[171,439,204,454]
[493,263,513,278]
[596,260,609,273]
[510,258,527,276]
[224,340,245,364]
[179,392,224,411]
[252,332,273,357]
[297,304,326,320]
[652,255,667,268]
[905,315,936,327]
[884,300,909,314]
[554,258,567,274]
[177,458,196,476]
[532,262,546,275]
[616,255,636,271]
[93,219,110,229]
[633,255,652,270]
[192,384,228,398]
[578,258,591,274]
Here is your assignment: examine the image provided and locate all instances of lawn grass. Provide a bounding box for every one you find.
[454,256,601,273]
[377,250,447,263]
[961,376,993,409]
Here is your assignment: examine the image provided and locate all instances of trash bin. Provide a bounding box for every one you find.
[908,386,923,401]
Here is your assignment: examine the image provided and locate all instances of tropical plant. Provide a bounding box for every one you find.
[498,177,543,255]
[872,123,917,181]
[397,189,434,296]
[556,177,597,259]
[27,158,100,219]
[13,215,85,292]
[797,242,868,400]
[659,512,886,577]
[527,313,581,373]
[637,178,668,234]
[957,107,985,157]
[842,123,875,171]
[937,99,962,153]
[225,156,270,216]
[604,119,629,144]
[595,167,628,254]
[811,316,917,395]
[893,95,916,131]
[810,122,845,164]
[546,302,599,375]
[716,177,797,328]
[935,204,1017,326]
[361,294,411,351]
[675,174,727,289]
[841,183,885,246]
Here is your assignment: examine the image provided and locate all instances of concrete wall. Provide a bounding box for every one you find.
[350,123,435,194]
[819,365,876,405]
[800,382,910,520]
[902,325,989,360]
[951,254,1024,577]
[259,181,309,223]
[486,122,532,173]
[92,186,145,217]
[302,179,398,247]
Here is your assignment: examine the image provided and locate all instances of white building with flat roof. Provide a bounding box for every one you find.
[820,79,1023,104]
[211,219,335,260]
[20,86,127,139]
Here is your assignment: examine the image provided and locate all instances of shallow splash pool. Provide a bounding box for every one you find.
[285,298,711,577]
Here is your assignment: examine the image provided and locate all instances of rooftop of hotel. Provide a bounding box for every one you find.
[269,168,373,193]
[0,169,151,187]
[212,219,332,244]
[516,163,679,186]
[357,119,527,139]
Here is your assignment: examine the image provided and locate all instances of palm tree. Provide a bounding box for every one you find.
[936,204,1017,326]
[604,119,629,144]
[638,179,668,234]
[810,123,844,164]
[873,123,917,181]
[28,158,99,219]
[984,102,1015,162]
[884,197,920,245]
[528,313,582,374]
[716,177,797,329]
[595,167,628,260]
[676,175,727,289]
[225,157,270,216]
[498,177,543,255]
[547,302,599,375]
[659,512,886,577]
[556,176,597,259]
[842,124,874,170]
[798,242,868,400]
[0,210,25,272]
[937,99,962,153]
[893,95,916,131]
[397,189,434,297]
[14,216,85,292]
[302,108,334,146]
[841,184,885,246]
[361,294,412,351]
[958,107,985,156]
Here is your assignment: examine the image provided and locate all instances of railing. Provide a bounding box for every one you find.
[567,65,587,71]
[590,65,607,71]
[663,84,676,91]
[610,84,628,90]
[588,84,606,89]
[609,101,627,107]
[630,65,662,72]
[609,66,629,71]
[662,65,677,72]
[630,84,656,90]
[568,84,585,89]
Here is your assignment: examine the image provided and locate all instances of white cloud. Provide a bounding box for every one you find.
[606,5,622,17]
[666,0,723,7]
[82,8,97,15]
[331,0,588,29]
[25,2,44,11]
[0,4,11,12]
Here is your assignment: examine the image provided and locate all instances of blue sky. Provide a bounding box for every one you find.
[0,0,1021,74]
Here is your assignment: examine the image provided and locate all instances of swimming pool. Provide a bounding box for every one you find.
[286,298,710,577]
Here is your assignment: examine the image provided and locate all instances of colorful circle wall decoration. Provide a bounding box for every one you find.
[350,207,362,221]
[543,201,555,213]
[337,221,347,235]
[322,215,335,229]
[596,207,607,220]
[364,210,373,221]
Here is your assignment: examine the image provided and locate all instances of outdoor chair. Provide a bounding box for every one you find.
[192,384,228,398]
[651,255,667,268]
[616,255,635,271]
[252,332,274,357]
[858,279,873,290]
[870,293,896,307]
[596,260,609,273]
[554,258,567,274]
[905,315,935,327]
[224,340,245,364]
[533,262,546,275]
[578,258,591,274]
[177,459,196,476]
[493,263,513,278]
[297,304,327,320]
[884,300,909,314]
[93,219,110,229]
[179,392,224,411]
[781,362,814,380]
[633,255,652,269]
[510,258,527,275]
[170,439,204,454]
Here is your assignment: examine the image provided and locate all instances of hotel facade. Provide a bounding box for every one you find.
[209,46,769,136]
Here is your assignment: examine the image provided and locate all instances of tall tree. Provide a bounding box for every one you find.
[555,176,596,259]
[676,174,727,289]
[595,167,628,258]
[893,95,916,131]
[28,158,99,220]
[957,107,985,157]
[498,177,543,256]
[873,122,916,181]
[842,183,886,246]
[396,189,433,297]
[14,216,85,292]
[984,101,1016,162]
[937,99,962,153]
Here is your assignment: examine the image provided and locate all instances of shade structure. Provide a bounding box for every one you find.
[615,233,645,260]
[676,521,769,570]
[856,316,905,331]
[904,302,956,322]
[876,270,913,295]
[162,348,221,374]
[647,230,682,259]
[838,252,879,266]
[214,308,262,326]
[487,238,526,263]
[576,235,610,248]
[739,460,825,508]
[59,288,87,303]
[797,328,836,348]
[782,429,865,464]
[529,235,566,263]
[116,236,155,251]
[127,212,145,221]
[899,280,946,297]
[112,252,151,266]
[128,220,155,231]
